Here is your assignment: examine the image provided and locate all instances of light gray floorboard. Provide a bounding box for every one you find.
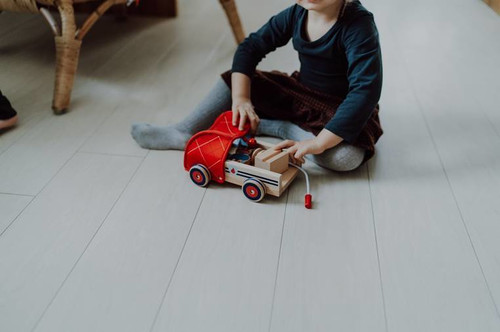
[75,16,184,157]
[0,95,121,195]
[0,193,32,234]
[270,165,386,332]
[33,151,204,332]
[0,153,141,332]
[31,2,246,331]
[368,69,500,332]
[363,1,500,329]
[151,181,287,332]
[0,15,177,195]
[0,14,55,154]
[388,0,500,310]
[34,2,287,329]
[79,0,224,156]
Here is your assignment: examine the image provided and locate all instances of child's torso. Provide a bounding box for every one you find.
[303,13,338,43]
[291,1,373,96]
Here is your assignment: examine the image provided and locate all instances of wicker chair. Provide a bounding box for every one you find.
[0,0,245,114]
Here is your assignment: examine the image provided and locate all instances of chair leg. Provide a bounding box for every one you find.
[52,36,81,114]
[219,0,245,44]
[51,0,79,114]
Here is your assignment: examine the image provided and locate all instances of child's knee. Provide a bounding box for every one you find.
[309,144,365,172]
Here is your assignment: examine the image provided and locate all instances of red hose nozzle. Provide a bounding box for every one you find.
[305,194,312,209]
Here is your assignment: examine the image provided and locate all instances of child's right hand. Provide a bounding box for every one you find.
[232,98,260,133]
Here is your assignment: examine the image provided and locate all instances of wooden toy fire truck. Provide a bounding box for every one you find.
[184,111,312,208]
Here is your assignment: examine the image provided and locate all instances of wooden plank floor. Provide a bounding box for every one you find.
[1,0,500,331]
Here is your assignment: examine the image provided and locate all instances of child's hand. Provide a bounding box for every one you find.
[274,138,326,164]
[232,98,260,133]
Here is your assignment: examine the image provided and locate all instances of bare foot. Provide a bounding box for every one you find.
[0,114,18,131]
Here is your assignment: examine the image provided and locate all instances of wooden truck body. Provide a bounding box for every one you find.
[184,111,299,202]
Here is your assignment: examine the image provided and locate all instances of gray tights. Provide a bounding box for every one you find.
[131,78,365,172]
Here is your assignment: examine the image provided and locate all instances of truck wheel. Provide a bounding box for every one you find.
[189,164,211,187]
[242,178,266,202]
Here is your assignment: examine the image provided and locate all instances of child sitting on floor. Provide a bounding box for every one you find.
[132,0,383,171]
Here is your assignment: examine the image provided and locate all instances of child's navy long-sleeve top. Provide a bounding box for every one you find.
[231,1,383,143]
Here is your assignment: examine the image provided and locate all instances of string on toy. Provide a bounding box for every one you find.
[289,163,312,209]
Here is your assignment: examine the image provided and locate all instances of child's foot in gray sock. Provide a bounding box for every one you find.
[131,123,191,150]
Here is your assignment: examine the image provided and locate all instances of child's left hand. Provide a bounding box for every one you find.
[274,138,325,164]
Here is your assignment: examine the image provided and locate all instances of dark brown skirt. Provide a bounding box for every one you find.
[220,70,383,162]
